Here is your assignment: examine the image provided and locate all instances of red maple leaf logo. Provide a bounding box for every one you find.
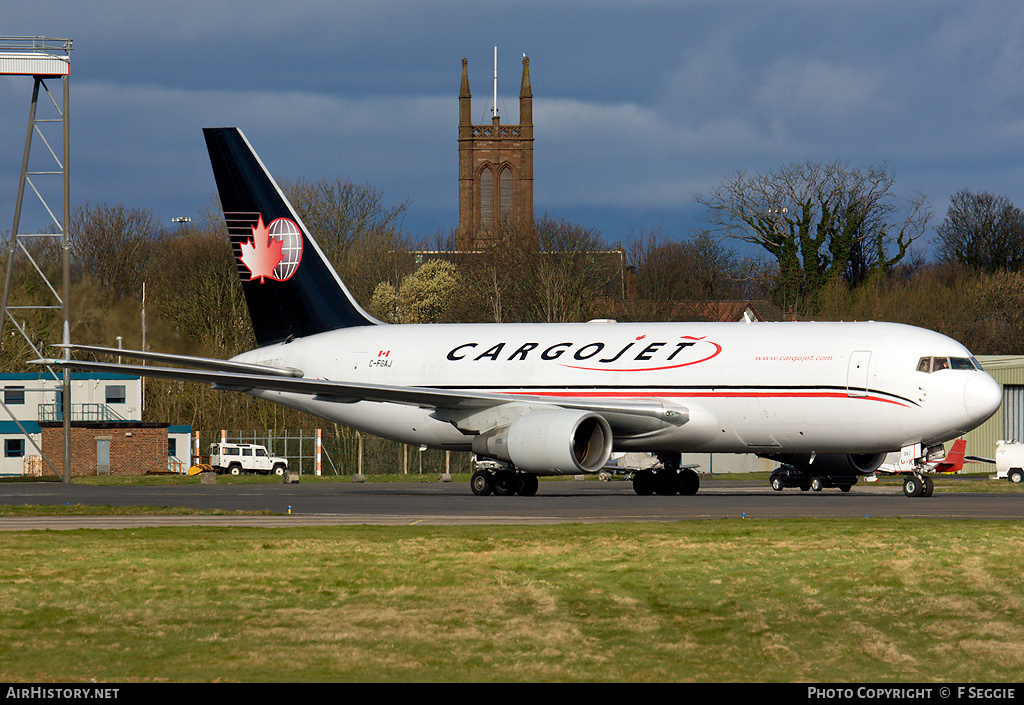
[239,215,284,283]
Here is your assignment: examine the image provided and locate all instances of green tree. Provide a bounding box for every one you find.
[370,259,462,324]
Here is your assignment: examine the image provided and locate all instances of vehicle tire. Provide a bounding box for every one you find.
[229,464,241,476]
[811,477,823,492]
[771,476,784,492]
[654,469,678,496]
[903,475,923,497]
[1009,469,1024,484]
[493,471,521,496]
[517,474,539,496]
[839,484,852,493]
[273,464,286,476]
[471,470,493,496]
[678,468,699,496]
[632,470,655,496]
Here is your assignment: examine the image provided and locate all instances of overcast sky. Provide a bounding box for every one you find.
[2,0,1024,258]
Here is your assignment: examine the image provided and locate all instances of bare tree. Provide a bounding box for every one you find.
[70,203,157,298]
[532,216,617,323]
[695,161,930,314]
[280,177,415,305]
[146,219,252,357]
[621,229,759,321]
[934,189,1024,273]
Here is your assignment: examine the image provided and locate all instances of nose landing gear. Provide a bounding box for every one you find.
[902,473,934,497]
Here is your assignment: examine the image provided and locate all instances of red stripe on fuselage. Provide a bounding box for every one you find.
[505,389,912,407]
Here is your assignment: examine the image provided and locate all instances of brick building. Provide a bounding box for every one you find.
[40,422,172,477]
[457,54,534,249]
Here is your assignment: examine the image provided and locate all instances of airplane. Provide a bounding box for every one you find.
[872,438,970,497]
[32,127,1004,498]
[927,438,968,474]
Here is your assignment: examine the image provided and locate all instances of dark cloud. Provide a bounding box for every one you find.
[1,1,1023,250]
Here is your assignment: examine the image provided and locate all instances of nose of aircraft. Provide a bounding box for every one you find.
[965,373,1002,422]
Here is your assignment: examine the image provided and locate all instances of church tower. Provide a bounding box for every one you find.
[458,53,534,249]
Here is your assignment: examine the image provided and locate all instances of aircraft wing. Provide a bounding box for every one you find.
[32,347,688,433]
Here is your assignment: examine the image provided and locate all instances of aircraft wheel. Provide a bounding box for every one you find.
[811,477,823,492]
[492,471,522,496]
[654,469,678,495]
[903,475,924,498]
[632,470,655,496]
[471,470,493,496]
[516,474,539,496]
[771,476,784,492]
[922,475,934,497]
[678,468,699,495]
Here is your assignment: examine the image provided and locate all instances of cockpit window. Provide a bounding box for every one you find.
[917,356,983,373]
[950,357,976,371]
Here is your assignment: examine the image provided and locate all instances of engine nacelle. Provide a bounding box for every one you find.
[773,452,888,476]
[471,409,613,475]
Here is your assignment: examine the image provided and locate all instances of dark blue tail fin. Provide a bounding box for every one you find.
[203,127,377,347]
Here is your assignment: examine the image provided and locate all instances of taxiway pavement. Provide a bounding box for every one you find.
[0,477,1019,530]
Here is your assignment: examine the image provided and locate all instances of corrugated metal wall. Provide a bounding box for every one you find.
[0,55,69,76]
[1003,385,1024,442]
[962,356,1024,469]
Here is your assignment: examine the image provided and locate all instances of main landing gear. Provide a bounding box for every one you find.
[902,473,934,498]
[470,468,539,497]
[631,453,700,496]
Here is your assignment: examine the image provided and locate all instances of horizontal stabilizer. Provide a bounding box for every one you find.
[54,344,304,378]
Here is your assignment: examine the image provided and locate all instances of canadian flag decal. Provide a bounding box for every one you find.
[239,215,303,283]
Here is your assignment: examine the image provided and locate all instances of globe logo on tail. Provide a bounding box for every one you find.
[239,215,303,283]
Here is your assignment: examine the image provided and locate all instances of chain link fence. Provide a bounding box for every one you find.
[220,427,474,476]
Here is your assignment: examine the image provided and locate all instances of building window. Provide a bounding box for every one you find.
[4,386,25,405]
[480,165,494,230]
[105,385,126,405]
[168,438,177,457]
[499,167,514,219]
[5,439,24,458]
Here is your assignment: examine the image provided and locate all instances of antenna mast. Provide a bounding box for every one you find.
[492,46,498,118]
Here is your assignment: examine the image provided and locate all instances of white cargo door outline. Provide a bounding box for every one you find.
[732,398,780,448]
[847,351,871,397]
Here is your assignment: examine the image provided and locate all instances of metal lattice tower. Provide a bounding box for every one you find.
[0,36,73,482]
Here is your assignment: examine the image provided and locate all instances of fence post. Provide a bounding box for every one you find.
[354,431,366,482]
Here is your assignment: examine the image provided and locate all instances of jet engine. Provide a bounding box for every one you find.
[773,452,887,476]
[471,409,613,475]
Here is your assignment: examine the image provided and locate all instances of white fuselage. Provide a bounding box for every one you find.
[233,319,1002,456]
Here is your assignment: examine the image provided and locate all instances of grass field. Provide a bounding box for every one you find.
[0,516,1023,682]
